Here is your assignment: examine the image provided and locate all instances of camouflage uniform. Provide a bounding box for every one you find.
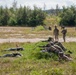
[61,27,67,42]
[53,26,59,41]
[40,41,72,61]
[4,47,24,51]
[54,41,66,51]
[58,52,72,61]
[0,53,22,57]
[41,42,64,54]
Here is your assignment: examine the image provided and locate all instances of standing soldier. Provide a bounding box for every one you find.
[61,26,67,42]
[53,26,59,41]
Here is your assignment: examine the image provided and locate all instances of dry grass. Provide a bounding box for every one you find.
[0,26,76,39]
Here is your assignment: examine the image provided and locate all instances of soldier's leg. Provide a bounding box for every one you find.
[2,54,13,57]
[0,54,8,57]
[55,35,56,41]
[56,35,59,41]
[58,52,64,61]
[63,54,72,61]
[54,42,66,51]
[63,34,65,42]
[58,52,72,61]
[55,35,58,41]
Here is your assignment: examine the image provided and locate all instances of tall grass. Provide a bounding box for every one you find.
[0,42,76,75]
[0,26,76,39]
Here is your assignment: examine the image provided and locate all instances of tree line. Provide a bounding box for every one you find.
[45,5,76,27]
[0,0,76,27]
[0,5,46,27]
[60,5,76,27]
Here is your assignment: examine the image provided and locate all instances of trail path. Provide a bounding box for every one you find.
[0,37,76,43]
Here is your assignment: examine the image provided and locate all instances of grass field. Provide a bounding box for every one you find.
[0,26,76,75]
[0,42,76,75]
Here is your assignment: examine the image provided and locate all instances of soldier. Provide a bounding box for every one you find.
[53,26,59,41]
[3,47,24,51]
[40,41,72,61]
[61,26,67,42]
[0,53,22,58]
[41,42,64,54]
[41,37,66,51]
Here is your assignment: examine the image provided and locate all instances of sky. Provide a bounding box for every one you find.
[0,0,76,9]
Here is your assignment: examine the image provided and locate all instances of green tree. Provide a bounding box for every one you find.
[0,3,46,26]
[0,6,10,25]
[8,7,17,26]
[55,4,60,16]
[60,5,76,26]
[22,6,28,25]
[29,6,46,27]
[8,0,17,26]
[16,5,23,25]
[0,6,4,25]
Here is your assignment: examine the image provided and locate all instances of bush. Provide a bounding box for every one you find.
[60,5,76,26]
[8,17,17,26]
[50,68,64,75]
[33,51,58,60]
